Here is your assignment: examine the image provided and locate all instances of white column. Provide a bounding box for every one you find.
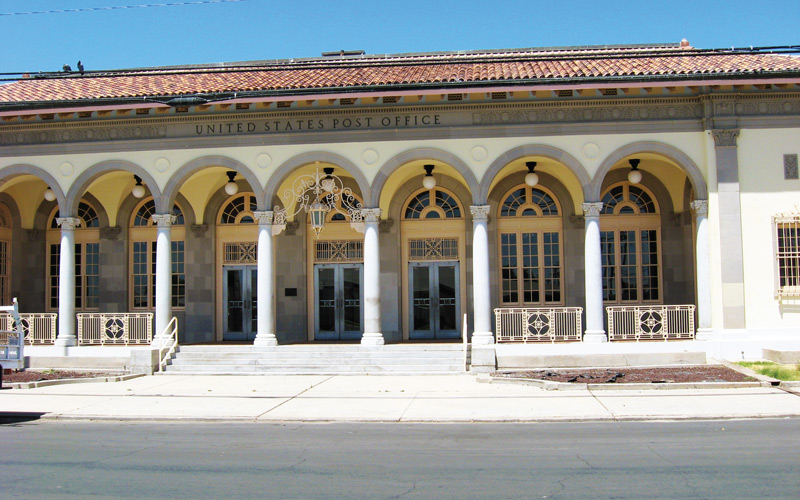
[469,205,493,344]
[152,214,176,341]
[254,211,277,346]
[54,217,81,350]
[582,202,607,343]
[361,208,383,345]
[691,200,712,338]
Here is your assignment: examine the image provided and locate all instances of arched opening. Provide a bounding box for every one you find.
[401,186,466,340]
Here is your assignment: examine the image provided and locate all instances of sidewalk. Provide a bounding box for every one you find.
[3,374,800,422]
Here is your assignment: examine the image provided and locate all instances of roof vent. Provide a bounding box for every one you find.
[322,50,366,57]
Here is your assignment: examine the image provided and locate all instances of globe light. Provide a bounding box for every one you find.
[524,161,538,187]
[132,175,146,198]
[43,187,56,202]
[224,171,239,195]
[422,164,436,189]
[627,159,642,184]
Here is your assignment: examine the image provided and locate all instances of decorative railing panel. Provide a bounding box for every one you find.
[495,307,583,343]
[77,313,153,345]
[0,313,57,344]
[606,305,695,341]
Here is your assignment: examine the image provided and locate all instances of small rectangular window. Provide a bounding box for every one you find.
[775,213,800,297]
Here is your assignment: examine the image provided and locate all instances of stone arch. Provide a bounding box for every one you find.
[371,148,479,208]
[163,156,265,213]
[66,160,161,216]
[479,145,592,206]
[592,142,707,201]
[266,152,370,209]
[0,164,67,211]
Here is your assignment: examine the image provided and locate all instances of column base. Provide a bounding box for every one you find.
[469,344,496,373]
[471,331,495,345]
[583,329,608,343]
[695,328,714,341]
[54,337,77,351]
[360,333,384,346]
[254,335,278,347]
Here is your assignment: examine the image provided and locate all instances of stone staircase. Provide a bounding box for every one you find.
[161,343,470,375]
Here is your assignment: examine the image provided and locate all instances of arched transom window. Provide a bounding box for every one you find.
[50,202,99,228]
[404,188,462,220]
[600,182,662,303]
[498,185,563,305]
[220,193,257,224]
[129,198,186,309]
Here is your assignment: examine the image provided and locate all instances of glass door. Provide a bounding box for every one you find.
[314,263,363,340]
[409,262,460,339]
[223,266,257,341]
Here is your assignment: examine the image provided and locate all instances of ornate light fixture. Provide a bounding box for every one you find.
[525,161,539,187]
[43,186,56,202]
[627,159,642,184]
[273,161,364,237]
[422,164,436,189]
[132,175,146,198]
[224,171,239,195]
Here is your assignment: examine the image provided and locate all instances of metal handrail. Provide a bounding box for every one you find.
[77,312,153,345]
[495,307,583,343]
[154,317,178,373]
[461,313,469,371]
[0,313,57,344]
[606,304,696,341]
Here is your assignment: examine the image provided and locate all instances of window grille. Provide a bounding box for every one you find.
[224,242,258,264]
[408,238,458,261]
[774,209,800,298]
[315,240,363,262]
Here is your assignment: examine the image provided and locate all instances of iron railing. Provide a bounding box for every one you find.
[154,317,179,373]
[0,313,57,344]
[606,305,696,341]
[0,298,24,369]
[77,313,153,345]
[495,307,583,343]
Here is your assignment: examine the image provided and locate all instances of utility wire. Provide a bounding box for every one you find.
[0,0,245,16]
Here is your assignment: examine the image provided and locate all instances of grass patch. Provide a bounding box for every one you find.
[736,361,800,381]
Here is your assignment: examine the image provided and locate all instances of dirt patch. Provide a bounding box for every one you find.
[494,365,755,384]
[1,370,123,385]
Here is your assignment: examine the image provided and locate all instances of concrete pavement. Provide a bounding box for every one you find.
[3,374,800,422]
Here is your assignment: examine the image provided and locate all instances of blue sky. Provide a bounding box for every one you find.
[1,0,798,74]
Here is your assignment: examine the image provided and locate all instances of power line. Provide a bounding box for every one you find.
[0,0,245,16]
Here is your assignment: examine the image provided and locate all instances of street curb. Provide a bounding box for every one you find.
[3,373,144,390]
[488,376,765,391]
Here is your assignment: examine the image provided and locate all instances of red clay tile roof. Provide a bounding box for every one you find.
[1,44,799,106]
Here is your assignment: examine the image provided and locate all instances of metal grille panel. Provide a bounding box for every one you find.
[224,242,258,264]
[315,240,363,262]
[409,238,459,261]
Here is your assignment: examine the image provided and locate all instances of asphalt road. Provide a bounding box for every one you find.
[2,419,799,499]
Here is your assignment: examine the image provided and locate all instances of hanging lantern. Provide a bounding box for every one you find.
[627,159,642,184]
[524,161,539,187]
[132,175,146,198]
[224,171,239,195]
[422,164,436,189]
[309,199,327,237]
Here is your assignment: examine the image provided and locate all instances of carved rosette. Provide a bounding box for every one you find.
[711,129,740,147]
[469,205,490,222]
[151,214,177,227]
[56,217,82,230]
[581,202,603,218]
[690,200,709,217]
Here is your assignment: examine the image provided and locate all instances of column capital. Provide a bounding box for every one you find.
[711,128,740,147]
[152,214,177,227]
[56,217,82,230]
[581,202,603,218]
[360,208,381,223]
[253,211,274,225]
[690,199,709,216]
[469,205,490,221]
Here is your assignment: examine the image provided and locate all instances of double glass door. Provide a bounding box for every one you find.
[315,263,363,340]
[409,262,460,339]
[223,266,257,341]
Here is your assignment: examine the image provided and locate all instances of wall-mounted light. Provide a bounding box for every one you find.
[525,161,539,187]
[225,171,239,195]
[627,159,642,184]
[44,186,56,202]
[422,164,436,189]
[132,175,146,198]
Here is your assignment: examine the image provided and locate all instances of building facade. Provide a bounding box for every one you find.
[1,41,799,367]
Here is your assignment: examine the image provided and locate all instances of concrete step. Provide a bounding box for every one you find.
[163,364,467,374]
